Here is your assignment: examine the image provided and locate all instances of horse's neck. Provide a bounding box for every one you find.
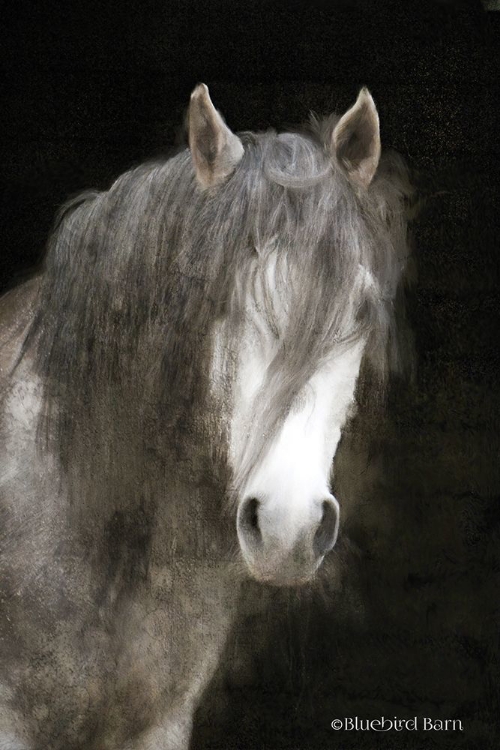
[0,277,40,384]
[0,277,231,550]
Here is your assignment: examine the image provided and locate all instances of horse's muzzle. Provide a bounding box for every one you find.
[236,495,339,586]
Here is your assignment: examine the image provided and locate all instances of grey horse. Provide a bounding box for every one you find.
[0,84,412,749]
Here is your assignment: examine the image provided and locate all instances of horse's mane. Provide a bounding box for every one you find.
[24,121,414,509]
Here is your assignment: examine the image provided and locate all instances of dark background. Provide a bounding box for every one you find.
[1,1,499,748]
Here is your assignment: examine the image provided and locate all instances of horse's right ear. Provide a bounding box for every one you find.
[188,84,244,189]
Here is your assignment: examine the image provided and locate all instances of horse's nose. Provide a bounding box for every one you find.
[237,495,340,585]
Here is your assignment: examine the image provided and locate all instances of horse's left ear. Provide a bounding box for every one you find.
[331,88,381,189]
[188,83,244,189]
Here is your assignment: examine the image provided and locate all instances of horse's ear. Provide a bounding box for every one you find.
[188,84,244,189]
[331,88,381,189]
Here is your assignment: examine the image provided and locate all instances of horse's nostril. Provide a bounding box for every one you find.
[313,498,340,558]
[249,501,259,530]
[238,496,262,546]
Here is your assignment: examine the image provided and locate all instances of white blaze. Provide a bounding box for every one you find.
[238,339,365,544]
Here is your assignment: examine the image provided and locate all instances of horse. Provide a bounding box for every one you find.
[0,83,412,749]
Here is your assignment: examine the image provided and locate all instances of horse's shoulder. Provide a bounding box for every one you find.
[0,276,40,387]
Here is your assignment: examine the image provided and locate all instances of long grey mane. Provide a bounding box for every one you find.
[24,120,413,513]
